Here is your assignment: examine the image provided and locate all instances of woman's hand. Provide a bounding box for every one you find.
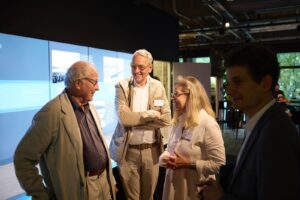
[167,151,192,169]
[159,151,171,167]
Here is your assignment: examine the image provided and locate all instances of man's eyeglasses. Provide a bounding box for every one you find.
[130,64,150,71]
[82,77,98,86]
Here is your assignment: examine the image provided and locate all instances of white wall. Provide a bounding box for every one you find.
[173,62,211,97]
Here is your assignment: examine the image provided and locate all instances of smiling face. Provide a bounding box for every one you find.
[225,65,272,118]
[131,54,152,86]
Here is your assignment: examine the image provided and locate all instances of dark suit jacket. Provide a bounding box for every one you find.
[220,103,300,200]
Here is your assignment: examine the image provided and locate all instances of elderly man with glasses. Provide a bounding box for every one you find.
[14,61,116,200]
[110,49,171,200]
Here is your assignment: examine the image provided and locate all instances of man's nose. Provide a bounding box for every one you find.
[132,67,140,73]
[224,83,233,96]
[95,83,99,91]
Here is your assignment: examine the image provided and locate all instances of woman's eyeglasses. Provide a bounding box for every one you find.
[171,92,187,98]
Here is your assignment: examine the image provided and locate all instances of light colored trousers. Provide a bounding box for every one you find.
[119,145,159,200]
[85,170,112,200]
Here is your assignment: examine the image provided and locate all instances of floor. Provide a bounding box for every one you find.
[0,127,244,200]
[0,163,29,200]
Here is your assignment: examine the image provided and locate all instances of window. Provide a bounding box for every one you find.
[277,52,300,100]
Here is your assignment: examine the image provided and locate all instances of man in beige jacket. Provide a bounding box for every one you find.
[14,61,116,200]
[109,49,171,200]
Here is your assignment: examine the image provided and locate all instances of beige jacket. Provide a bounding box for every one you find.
[14,91,116,200]
[160,109,226,200]
[109,77,171,164]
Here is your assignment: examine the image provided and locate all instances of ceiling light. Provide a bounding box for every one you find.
[225,22,230,28]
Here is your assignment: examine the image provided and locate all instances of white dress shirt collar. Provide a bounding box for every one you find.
[133,75,150,88]
[245,99,276,134]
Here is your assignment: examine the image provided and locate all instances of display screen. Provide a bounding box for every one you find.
[0,33,132,164]
[0,33,49,164]
[49,41,89,98]
[89,48,132,143]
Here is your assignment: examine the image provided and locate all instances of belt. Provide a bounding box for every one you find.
[85,168,105,177]
[128,142,157,150]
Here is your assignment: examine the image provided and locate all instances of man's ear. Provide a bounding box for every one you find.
[262,75,273,91]
[74,79,82,90]
[149,64,153,73]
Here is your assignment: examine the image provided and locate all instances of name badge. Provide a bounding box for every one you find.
[154,99,164,107]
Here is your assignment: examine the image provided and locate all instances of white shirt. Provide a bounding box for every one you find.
[235,99,276,168]
[166,114,185,155]
[129,76,156,145]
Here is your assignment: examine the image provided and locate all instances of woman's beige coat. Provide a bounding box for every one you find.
[160,109,226,200]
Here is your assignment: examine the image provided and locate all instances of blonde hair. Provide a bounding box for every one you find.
[173,76,215,129]
[185,76,216,118]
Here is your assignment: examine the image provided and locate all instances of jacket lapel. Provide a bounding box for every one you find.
[148,77,154,110]
[229,104,276,187]
[128,78,134,109]
[60,92,85,180]
[89,105,108,150]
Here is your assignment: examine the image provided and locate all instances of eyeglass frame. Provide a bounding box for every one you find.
[81,77,98,86]
[171,92,189,98]
[130,64,151,71]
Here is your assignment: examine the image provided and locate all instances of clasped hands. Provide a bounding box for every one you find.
[161,151,191,170]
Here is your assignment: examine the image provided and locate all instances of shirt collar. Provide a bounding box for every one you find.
[245,99,276,133]
[133,75,150,88]
[66,91,89,112]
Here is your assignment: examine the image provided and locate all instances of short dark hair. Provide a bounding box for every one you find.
[224,44,279,92]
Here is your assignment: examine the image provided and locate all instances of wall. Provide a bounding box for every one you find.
[173,62,211,97]
[0,0,179,61]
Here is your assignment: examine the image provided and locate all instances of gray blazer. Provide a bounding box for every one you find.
[14,91,116,200]
[221,103,300,200]
[109,77,171,164]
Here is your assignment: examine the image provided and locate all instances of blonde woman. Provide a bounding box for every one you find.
[159,76,225,200]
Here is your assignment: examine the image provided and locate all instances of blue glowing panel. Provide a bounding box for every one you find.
[0,33,49,163]
[88,48,132,144]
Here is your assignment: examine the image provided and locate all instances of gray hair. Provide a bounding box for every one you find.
[131,49,153,65]
[64,61,95,88]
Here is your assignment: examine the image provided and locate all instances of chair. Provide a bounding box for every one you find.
[217,100,228,131]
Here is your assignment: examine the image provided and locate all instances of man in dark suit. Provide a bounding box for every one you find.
[200,44,300,200]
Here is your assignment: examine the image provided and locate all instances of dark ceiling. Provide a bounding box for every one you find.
[143,0,300,54]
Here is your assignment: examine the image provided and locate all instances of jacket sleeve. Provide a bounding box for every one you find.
[255,120,300,200]
[14,106,56,200]
[148,84,171,128]
[195,118,226,178]
[220,194,239,200]
[137,86,171,129]
[115,81,171,128]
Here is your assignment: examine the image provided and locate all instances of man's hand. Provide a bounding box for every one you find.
[115,184,118,193]
[198,178,224,200]
[148,110,161,119]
